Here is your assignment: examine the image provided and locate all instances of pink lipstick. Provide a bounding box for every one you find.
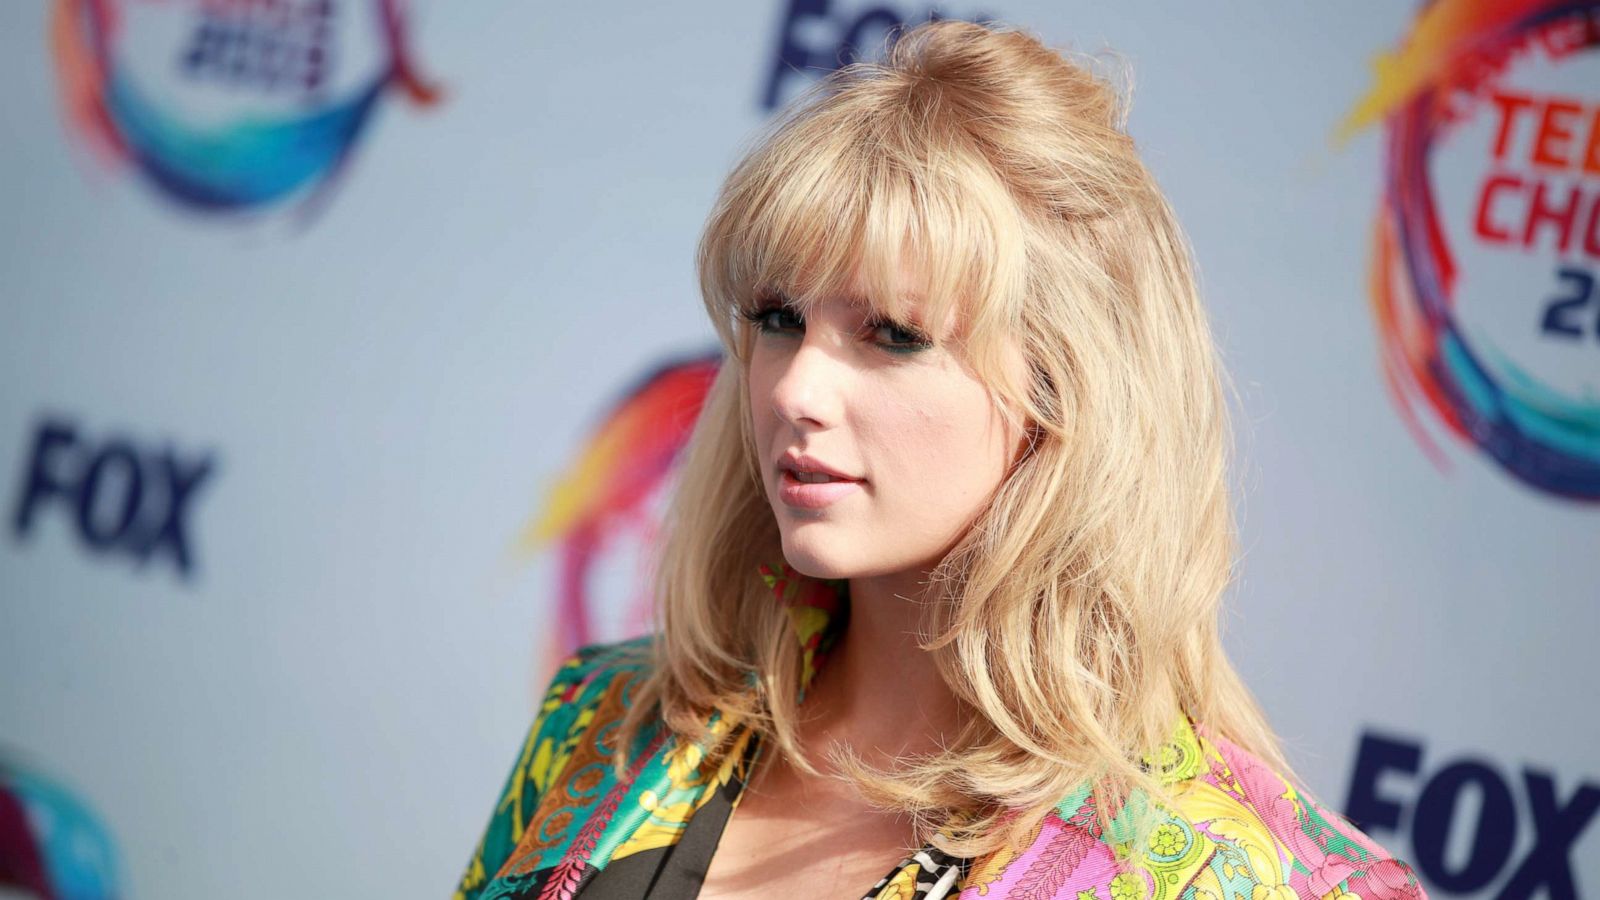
[777,451,866,510]
[778,468,865,509]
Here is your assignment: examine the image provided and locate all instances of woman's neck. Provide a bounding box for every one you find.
[801,570,965,766]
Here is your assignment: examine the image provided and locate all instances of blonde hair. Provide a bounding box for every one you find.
[614,18,1305,858]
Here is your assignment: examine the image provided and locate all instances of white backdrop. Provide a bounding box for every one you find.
[1,2,1595,898]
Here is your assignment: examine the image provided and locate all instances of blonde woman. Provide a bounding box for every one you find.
[453,19,1425,900]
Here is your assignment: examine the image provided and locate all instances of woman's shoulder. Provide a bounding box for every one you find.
[964,715,1428,900]
[452,636,659,900]
[527,635,659,748]
[544,635,657,701]
[1166,718,1427,899]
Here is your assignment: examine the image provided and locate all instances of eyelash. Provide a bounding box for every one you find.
[738,302,935,354]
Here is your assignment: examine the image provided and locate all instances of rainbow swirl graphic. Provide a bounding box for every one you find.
[513,353,723,660]
[50,0,439,213]
[1337,0,1600,501]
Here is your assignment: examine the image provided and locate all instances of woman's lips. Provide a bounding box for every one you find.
[778,468,865,509]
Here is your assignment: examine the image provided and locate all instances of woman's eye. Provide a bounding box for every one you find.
[867,319,934,354]
[741,305,802,333]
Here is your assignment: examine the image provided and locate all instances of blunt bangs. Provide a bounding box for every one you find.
[698,71,1028,372]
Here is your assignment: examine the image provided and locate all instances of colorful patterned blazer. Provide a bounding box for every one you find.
[453,562,1427,900]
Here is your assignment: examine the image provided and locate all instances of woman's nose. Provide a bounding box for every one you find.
[769,334,846,429]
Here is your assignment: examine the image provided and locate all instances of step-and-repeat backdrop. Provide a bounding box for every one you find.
[2,2,1595,898]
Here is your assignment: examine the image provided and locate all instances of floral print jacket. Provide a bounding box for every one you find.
[452,562,1427,900]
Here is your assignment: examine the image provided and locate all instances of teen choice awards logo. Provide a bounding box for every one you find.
[49,0,440,216]
[0,754,122,899]
[1336,0,1600,502]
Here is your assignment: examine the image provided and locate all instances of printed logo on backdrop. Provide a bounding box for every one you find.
[9,415,218,579]
[1335,1,1600,502]
[49,0,440,219]
[1346,730,1598,899]
[0,754,122,900]
[764,0,993,110]
[510,353,720,667]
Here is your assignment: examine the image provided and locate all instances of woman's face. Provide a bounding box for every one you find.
[746,264,1032,582]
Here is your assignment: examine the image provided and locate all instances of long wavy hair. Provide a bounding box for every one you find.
[613,18,1304,858]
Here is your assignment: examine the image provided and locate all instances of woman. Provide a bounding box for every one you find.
[454,19,1425,900]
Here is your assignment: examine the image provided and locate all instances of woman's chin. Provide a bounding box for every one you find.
[775,536,857,581]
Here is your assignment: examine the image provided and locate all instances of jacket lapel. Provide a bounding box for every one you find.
[483,561,843,899]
